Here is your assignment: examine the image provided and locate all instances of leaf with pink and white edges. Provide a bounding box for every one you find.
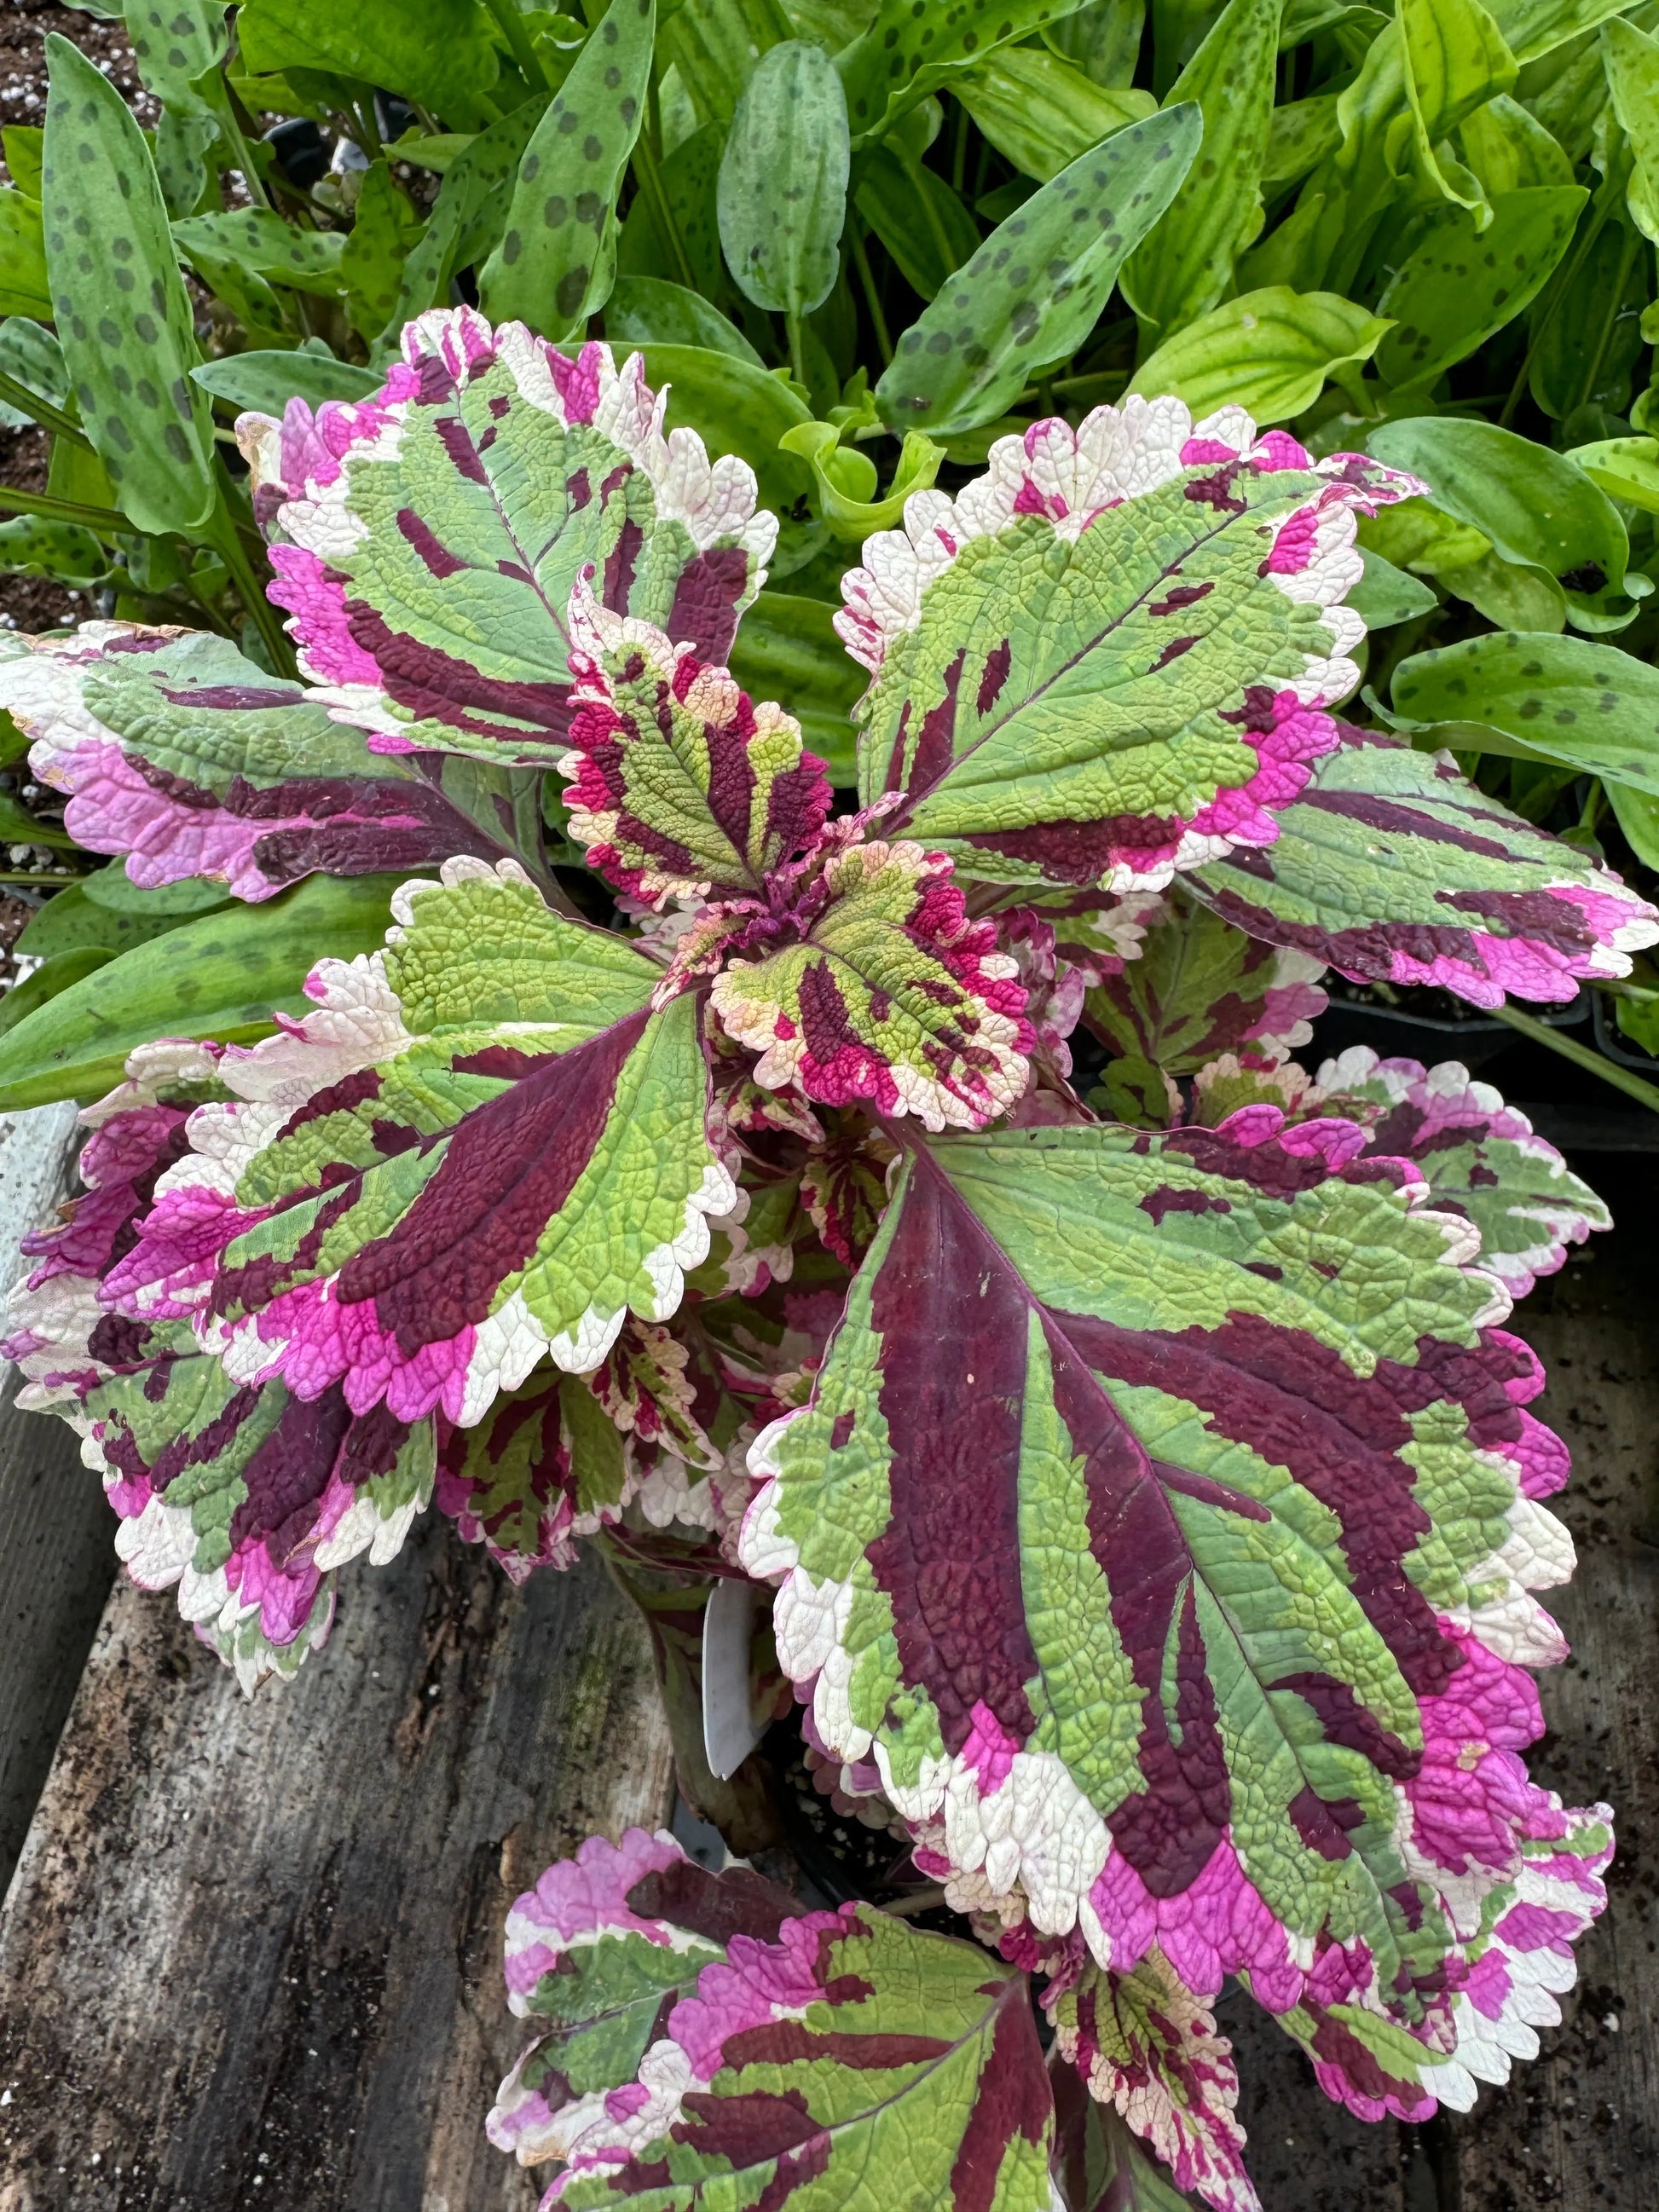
[240,309,775,767]
[496,1832,1055,2212]
[1046,1953,1253,2212]
[1315,1048,1611,1297]
[709,836,1034,1130]
[1,1040,433,1691]
[1084,890,1327,1079]
[0,623,537,903]
[1186,730,1659,1008]
[1050,2060,1203,2212]
[560,584,831,908]
[800,1124,894,1267]
[436,1365,632,1580]
[740,1118,1593,2042]
[104,858,734,1426]
[588,1315,723,1477]
[841,401,1417,893]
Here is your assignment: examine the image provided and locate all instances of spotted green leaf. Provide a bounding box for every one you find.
[1390,628,1659,795]
[124,0,229,115]
[42,33,216,536]
[875,105,1202,436]
[236,0,504,131]
[0,188,52,320]
[1130,286,1391,424]
[173,205,346,297]
[660,0,791,128]
[955,47,1156,182]
[1398,0,1517,218]
[479,0,655,338]
[1121,0,1283,339]
[1373,186,1586,396]
[386,94,552,332]
[718,40,848,320]
[189,349,382,413]
[837,0,1084,147]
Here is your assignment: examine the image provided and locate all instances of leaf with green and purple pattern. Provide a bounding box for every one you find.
[1314,1048,1611,1297]
[239,307,776,768]
[1044,1952,1251,2212]
[708,835,1035,1131]
[101,858,734,1428]
[1084,891,1327,1079]
[740,1117,1597,2065]
[1049,2059,1204,2212]
[490,1825,1056,2212]
[1186,731,1659,1008]
[436,1363,632,1580]
[0,621,537,902]
[840,401,1417,893]
[560,581,830,908]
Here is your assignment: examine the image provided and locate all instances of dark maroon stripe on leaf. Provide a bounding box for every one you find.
[665,546,753,665]
[624,1861,809,1948]
[945,1979,1050,2212]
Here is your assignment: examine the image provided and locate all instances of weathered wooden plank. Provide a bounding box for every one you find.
[0,1518,674,2210]
[0,1100,117,1895]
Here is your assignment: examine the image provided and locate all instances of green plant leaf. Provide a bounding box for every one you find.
[14,879,208,957]
[1494,0,1639,65]
[660,0,792,127]
[1399,0,1517,219]
[1370,414,1639,632]
[0,514,109,585]
[386,94,552,330]
[0,188,53,320]
[340,161,425,343]
[1458,90,1576,193]
[725,589,866,784]
[604,273,762,361]
[1351,546,1441,627]
[1568,433,1659,509]
[479,0,655,338]
[955,47,1156,182]
[837,0,1081,147]
[173,205,347,297]
[1120,0,1283,338]
[853,142,980,300]
[777,421,942,539]
[1374,184,1586,391]
[2,124,43,201]
[1392,628,1659,794]
[876,104,1202,435]
[1602,14,1659,243]
[81,861,232,913]
[718,39,849,318]
[0,869,407,1108]
[0,946,116,1038]
[1264,92,1342,187]
[1130,285,1391,423]
[236,0,503,130]
[41,34,216,537]
[1527,208,1647,420]
[124,0,229,113]
[0,314,69,429]
[190,349,383,413]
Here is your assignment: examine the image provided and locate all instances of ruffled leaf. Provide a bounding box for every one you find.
[0,621,536,901]
[102,858,735,1424]
[491,1828,1055,2211]
[1084,890,1327,1077]
[709,836,1034,1130]
[239,309,775,766]
[741,1118,1599,2074]
[561,582,830,907]
[436,1366,633,1580]
[840,403,1415,892]
[1187,728,1659,1007]
[1314,1048,1611,1297]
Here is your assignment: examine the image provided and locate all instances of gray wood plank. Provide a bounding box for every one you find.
[0,1516,674,2211]
[0,1101,117,1895]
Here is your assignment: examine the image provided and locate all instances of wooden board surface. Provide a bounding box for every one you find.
[0,1162,1651,2212]
[0,1521,673,2211]
[0,1100,118,1895]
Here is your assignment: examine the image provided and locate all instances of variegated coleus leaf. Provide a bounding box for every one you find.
[1187,730,1659,1008]
[561,583,832,909]
[1049,2057,1202,2212]
[490,1826,1055,2212]
[708,835,1035,1131]
[1044,1951,1250,2212]
[801,1123,895,1268]
[239,308,775,767]
[1084,891,1327,1079]
[436,1363,633,1581]
[100,858,735,1426]
[0,622,537,901]
[739,1118,1607,2092]
[840,401,1418,894]
[2,1042,433,1691]
[1314,1048,1611,1298]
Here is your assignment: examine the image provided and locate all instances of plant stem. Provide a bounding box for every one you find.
[0,483,129,535]
[632,127,697,292]
[482,0,552,93]
[0,370,91,450]
[850,226,892,366]
[1492,1001,1659,1113]
[0,868,91,885]
[205,476,293,675]
[785,306,808,393]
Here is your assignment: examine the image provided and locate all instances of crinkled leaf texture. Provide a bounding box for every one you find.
[0,622,533,902]
[239,307,776,765]
[95,858,734,1429]
[1188,729,1659,1007]
[489,1826,1055,2212]
[1086,891,1327,1077]
[840,401,1419,892]
[739,1117,1611,2133]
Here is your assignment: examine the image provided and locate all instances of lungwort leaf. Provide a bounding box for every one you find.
[42,33,216,536]
[102,858,734,1422]
[1390,627,1659,794]
[875,106,1202,436]
[1188,728,1658,1006]
[742,1117,1604,2112]
[718,40,849,320]
[841,401,1414,890]
[489,1827,1055,2209]
[237,309,776,765]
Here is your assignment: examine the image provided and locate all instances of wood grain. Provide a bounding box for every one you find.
[0,1519,673,2211]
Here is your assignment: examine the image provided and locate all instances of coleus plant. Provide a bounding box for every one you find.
[0,313,1640,2209]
